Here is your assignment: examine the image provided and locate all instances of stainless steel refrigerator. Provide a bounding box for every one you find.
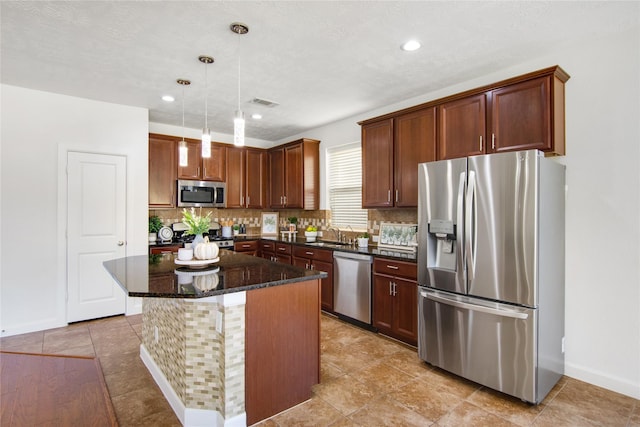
[417,149,565,404]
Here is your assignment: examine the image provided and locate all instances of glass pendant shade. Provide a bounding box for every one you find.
[179,140,188,167]
[201,128,211,158]
[234,110,245,147]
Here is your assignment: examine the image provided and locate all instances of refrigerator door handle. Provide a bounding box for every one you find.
[456,171,466,280]
[465,170,477,284]
[423,291,529,320]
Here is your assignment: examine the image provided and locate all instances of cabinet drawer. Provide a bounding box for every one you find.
[292,245,333,263]
[373,258,417,280]
[150,245,181,255]
[260,241,275,252]
[275,243,291,255]
[235,240,258,252]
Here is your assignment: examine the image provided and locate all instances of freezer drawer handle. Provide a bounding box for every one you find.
[425,292,529,320]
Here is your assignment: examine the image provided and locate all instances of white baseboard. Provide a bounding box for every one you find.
[565,361,640,399]
[139,344,246,427]
[0,317,66,338]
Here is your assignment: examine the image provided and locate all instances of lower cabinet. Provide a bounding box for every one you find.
[292,246,334,312]
[150,245,181,255]
[260,241,291,264]
[372,258,418,346]
[234,240,259,256]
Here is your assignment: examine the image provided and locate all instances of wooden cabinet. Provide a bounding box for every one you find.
[260,241,291,264]
[438,94,486,160]
[234,240,259,256]
[361,108,436,208]
[149,134,177,208]
[361,119,394,208]
[361,66,569,164]
[489,74,564,154]
[178,140,226,182]
[149,245,181,255]
[227,147,267,209]
[394,108,437,206]
[292,246,334,312]
[373,258,418,346]
[268,139,320,210]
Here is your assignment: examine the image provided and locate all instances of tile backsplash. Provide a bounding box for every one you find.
[149,207,417,240]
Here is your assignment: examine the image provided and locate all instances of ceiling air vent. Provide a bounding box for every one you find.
[250,97,279,108]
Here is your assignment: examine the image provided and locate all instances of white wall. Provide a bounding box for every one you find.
[282,28,640,399]
[1,85,149,336]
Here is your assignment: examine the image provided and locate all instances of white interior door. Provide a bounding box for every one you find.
[67,152,127,323]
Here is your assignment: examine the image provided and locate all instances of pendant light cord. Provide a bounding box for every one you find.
[237,33,241,112]
[182,84,185,142]
[205,62,208,129]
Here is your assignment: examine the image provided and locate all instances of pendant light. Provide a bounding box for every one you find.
[199,55,214,158]
[177,79,191,167]
[231,22,248,147]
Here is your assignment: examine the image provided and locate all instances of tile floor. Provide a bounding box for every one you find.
[1,313,638,427]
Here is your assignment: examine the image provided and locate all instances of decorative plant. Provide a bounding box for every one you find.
[233,224,240,231]
[287,216,298,224]
[360,232,370,239]
[181,208,211,235]
[149,216,163,233]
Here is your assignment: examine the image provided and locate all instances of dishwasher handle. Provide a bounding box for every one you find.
[333,251,373,262]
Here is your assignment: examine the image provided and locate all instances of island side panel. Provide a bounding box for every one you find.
[245,278,321,425]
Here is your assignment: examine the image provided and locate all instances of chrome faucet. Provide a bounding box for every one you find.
[345,225,354,244]
[327,226,341,242]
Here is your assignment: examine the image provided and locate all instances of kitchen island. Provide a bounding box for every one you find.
[103,250,326,427]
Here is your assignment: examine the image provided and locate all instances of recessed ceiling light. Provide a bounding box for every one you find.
[401,40,421,52]
[162,95,175,102]
[251,113,262,120]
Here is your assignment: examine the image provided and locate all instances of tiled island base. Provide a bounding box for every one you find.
[138,278,321,427]
[140,292,247,426]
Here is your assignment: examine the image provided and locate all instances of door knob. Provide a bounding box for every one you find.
[117,241,125,246]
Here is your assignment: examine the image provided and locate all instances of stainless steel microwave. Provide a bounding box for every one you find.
[177,180,226,208]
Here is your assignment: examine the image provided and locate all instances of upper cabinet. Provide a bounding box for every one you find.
[268,138,320,210]
[361,66,569,179]
[226,147,267,209]
[361,107,437,208]
[149,133,177,208]
[489,74,563,154]
[438,67,569,159]
[177,141,226,182]
[438,94,486,160]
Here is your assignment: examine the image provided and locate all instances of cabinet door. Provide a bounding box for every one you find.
[362,119,394,208]
[226,147,245,208]
[149,135,177,208]
[438,94,486,160]
[393,277,418,346]
[489,76,551,153]
[373,273,394,333]
[246,148,267,209]
[284,144,303,208]
[268,147,286,208]
[311,259,333,312]
[394,108,437,207]
[202,144,226,181]
[178,140,202,179]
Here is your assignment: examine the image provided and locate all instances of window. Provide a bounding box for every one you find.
[327,142,368,230]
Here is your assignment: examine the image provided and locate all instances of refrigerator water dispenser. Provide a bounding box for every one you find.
[428,219,457,271]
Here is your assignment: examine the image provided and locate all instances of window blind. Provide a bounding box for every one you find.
[328,143,368,230]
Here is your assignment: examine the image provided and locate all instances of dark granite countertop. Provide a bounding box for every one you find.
[236,235,418,263]
[103,249,327,299]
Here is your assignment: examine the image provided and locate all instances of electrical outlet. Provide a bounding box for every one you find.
[154,326,159,343]
[372,235,380,243]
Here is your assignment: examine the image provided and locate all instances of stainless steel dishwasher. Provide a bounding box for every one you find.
[333,251,373,325]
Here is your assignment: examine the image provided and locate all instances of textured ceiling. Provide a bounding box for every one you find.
[1,1,637,143]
